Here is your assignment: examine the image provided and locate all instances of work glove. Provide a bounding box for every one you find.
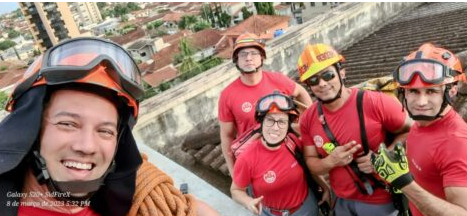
[371,142,413,190]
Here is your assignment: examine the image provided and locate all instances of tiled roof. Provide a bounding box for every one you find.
[143,65,178,87]
[0,61,27,89]
[186,29,223,50]
[274,4,290,11]
[161,30,192,45]
[162,11,199,22]
[221,15,290,36]
[150,43,180,72]
[214,36,233,59]
[107,27,146,46]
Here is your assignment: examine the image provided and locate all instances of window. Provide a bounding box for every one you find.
[310,2,315,7]
[323,2,327,6]
[141,52,146,57]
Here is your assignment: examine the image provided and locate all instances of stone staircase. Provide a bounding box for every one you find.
[342,2,467,86]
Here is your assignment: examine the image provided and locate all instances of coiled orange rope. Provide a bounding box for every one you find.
[128,154,197,216]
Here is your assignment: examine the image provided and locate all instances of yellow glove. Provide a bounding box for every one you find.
[371,142,413,189]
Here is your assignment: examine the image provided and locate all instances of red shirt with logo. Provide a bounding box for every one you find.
[300,88,406,204]
[218,71,295,136]
[19,206,99,216]
[233,138,308,209]
[406,109,467,216]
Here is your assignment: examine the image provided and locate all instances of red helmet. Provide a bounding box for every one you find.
[6,37,143,118]
[232,33,266,62]
[394,43,465,88]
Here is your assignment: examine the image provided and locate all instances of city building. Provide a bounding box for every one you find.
[19,2,80,52]
[68,2,103,29]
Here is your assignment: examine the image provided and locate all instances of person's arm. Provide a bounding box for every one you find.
[196,199,221,216]
[292,83,313,108]
[402,183,467,216]
[220,121,236,177]
[230,182,263,215]
[304,141,361,175]
[311,174,331,205]
[388,113,413,149]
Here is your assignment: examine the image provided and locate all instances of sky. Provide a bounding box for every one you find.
[0,2,19,16]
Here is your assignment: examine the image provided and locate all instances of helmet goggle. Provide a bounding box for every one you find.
[395,59,458,86]
[8,37,143,115]
[305,70,336,86]
[256,93,295,113]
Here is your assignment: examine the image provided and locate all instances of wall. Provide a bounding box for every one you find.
[133,2,421,152]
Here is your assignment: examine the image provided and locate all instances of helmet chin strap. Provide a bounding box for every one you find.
[31,115,128,204]
[32,150,115,203]
[317,71,344,104]
[403,87,451,121]
[235,60,263,74]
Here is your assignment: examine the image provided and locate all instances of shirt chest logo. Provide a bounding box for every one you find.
[241,102,252,113]
[313,135,324,148]
[263,170,276,183]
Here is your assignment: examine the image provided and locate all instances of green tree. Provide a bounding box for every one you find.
[120,14,128,22]
[219,11,232,28]
[0,91,8,109]
[97,2,106,10]
[127,2,141,11]
[178,15,198,31]
[241,7,253,20]
[0,40,16,51]
[7,30,20,39]
[176,38,202,75]
[193,20,211,32]
[254,2,275,15]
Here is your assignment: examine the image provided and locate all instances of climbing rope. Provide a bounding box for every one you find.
[128,154,197,216]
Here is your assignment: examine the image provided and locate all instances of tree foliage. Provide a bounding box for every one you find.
[193,19,211,32]
[254,2,275,15]
[241,7,253,20]
[7,30,20,39]
[177,38,202,75]
[178,15,198,31]
[96,2,106,10]
[0,91,8,109]
[0,40,16,51]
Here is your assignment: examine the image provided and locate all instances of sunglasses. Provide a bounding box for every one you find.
[305,70,337,86]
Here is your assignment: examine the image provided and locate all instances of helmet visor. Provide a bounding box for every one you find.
[257,93,295,113]
[396,59,446,86]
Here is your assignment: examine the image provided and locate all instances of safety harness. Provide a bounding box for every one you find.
[317,90,411,216]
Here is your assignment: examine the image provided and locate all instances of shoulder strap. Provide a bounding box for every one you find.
[317,102,339,145]
[357,90,370,155]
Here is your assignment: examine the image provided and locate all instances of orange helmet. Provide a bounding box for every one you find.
[394,43,465,88]
[297,43,345,83]
[6,37,143,118]
[232,33,266,62]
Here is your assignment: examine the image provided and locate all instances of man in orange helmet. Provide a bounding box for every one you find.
[372,43,467,216]
[297,43,413,216]
[218,33,312,177]
[0,37,218,216]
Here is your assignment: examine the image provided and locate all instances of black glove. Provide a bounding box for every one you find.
[371,142,413,189]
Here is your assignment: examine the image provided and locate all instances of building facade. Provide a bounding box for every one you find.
[69,2,103,29]
[19,2,80,52]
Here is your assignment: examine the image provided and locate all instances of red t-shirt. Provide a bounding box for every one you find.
[300,88,406,204]
[407,109,467,216]
[233,138,308,209]
[19,205,99,216]
[218,71,295,136]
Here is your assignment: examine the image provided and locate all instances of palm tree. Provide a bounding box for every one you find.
[177,38,202,75]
